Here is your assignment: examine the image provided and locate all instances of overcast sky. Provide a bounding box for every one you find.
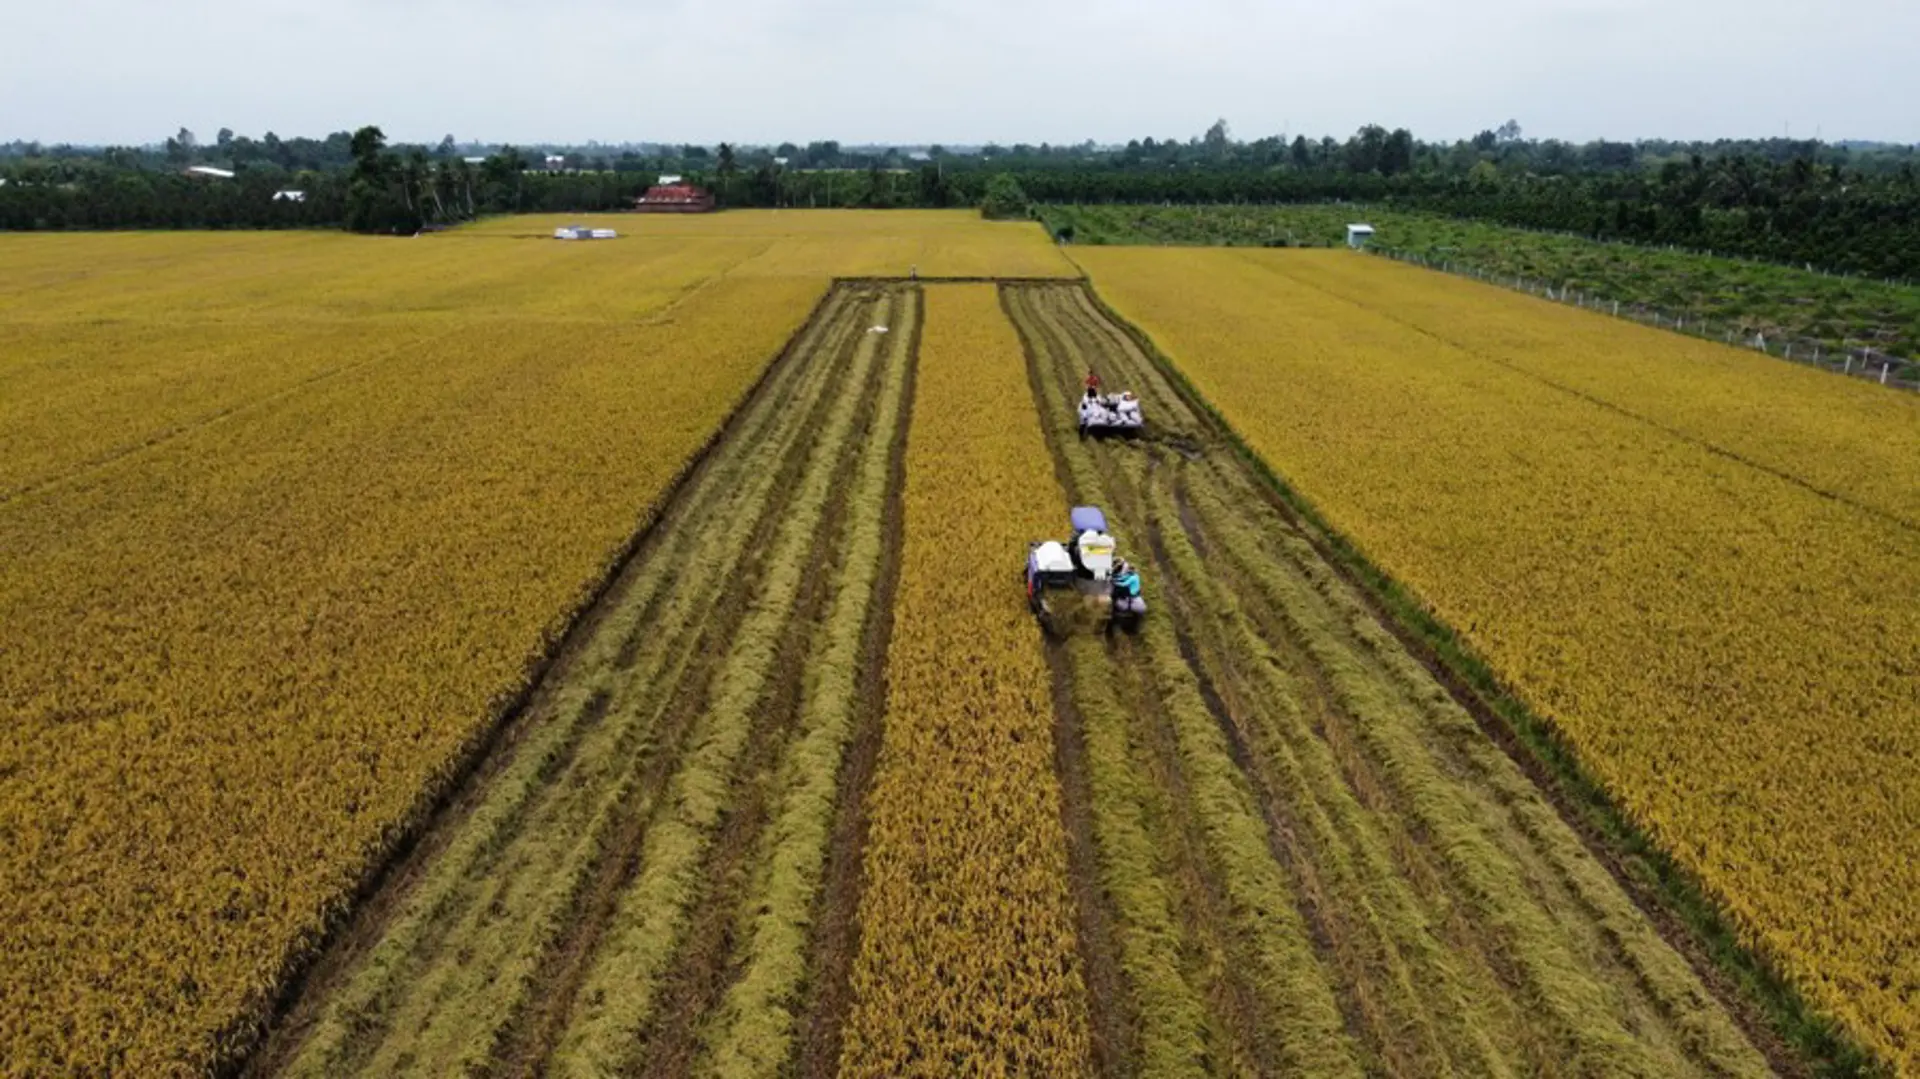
[6,0,1916,147]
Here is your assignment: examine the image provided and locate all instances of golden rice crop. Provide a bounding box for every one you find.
[0,230,764,496]
[1077,245,1920,1073]
[0,231,822,1076]
[1278,251,1920,527]
[838,284,1094,1077]
[462,209,1079,279]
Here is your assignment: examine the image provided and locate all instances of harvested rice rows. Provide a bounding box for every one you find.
[252,283,918,1079]
[1002,283,1775,1078]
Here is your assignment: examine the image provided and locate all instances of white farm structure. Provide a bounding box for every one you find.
[1346,223,1376,249]
[554,225,619,240]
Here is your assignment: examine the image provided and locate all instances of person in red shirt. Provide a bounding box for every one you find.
[1084,369,1102,398]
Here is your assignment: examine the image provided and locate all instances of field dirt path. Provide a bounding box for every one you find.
[1002,283,1778,1079]
[244,283,918,1079]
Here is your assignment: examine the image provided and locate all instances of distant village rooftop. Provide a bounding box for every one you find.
[634,181,714,213]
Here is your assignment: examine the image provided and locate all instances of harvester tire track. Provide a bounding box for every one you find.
[1011,284,1140,1079]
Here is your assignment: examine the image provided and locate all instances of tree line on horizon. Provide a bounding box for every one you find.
[4,120,1917,279]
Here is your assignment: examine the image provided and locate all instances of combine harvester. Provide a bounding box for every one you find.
[1024,506,1146,636]
[1078,389,1144,439]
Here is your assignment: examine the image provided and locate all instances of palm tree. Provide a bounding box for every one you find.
[717,142,738,206]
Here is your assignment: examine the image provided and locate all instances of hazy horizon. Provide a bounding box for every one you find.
[6,0,1917,148]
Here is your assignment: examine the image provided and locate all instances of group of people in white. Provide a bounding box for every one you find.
[1078,369,1143,435]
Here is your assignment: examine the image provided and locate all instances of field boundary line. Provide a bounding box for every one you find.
[1071,279,1885,1079]
[634,238,782,326]
[217,282,841,1079]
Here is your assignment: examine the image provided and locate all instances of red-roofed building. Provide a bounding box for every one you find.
[634,183,715,213]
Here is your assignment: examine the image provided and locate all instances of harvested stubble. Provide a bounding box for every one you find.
[693,288,918,1079]
[545,287,904,1077]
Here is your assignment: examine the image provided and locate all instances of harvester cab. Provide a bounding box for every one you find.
[1024,506,1146,635]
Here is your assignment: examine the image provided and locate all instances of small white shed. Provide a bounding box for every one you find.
[1346,224,1376,249]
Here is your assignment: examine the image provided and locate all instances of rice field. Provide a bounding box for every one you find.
[1077,245,1920,1073]
[0,213,1062,1076]
[3,216,1900,1077]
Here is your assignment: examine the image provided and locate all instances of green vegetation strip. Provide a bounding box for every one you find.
[1059,636,1214,1078]
[1042,203,1920,368]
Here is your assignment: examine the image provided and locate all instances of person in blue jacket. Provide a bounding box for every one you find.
[1112,559,1142,605]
